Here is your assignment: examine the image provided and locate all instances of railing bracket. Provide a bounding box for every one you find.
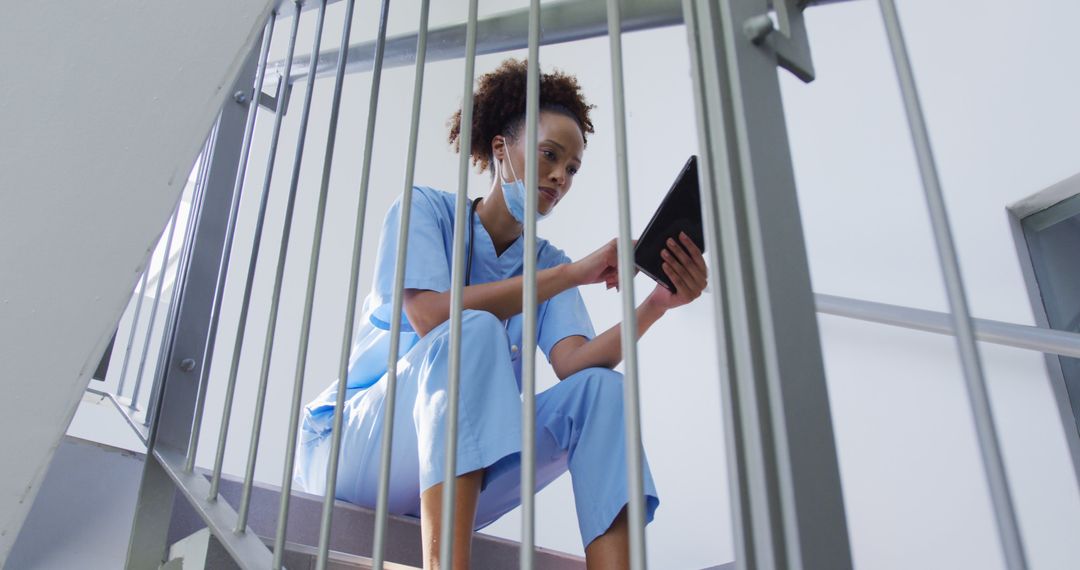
[257,74,291,115]
[749,0,816,83]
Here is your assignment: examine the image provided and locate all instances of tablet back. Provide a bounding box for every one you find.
[633,155,704,292]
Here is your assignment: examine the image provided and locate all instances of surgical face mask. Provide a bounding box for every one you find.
[492,153,550,224]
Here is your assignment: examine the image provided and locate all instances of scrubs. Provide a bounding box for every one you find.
[294,186,659,548]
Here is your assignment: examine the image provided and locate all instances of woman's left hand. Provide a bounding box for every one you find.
[645,232,708,311]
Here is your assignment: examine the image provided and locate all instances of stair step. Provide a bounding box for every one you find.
[167,470,585,569]
[272,539,419,570]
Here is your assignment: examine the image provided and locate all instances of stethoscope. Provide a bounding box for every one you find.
[466,196,481,287]
[465,195,520,360]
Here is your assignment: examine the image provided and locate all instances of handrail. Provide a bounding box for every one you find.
[95,291,1079,455]
[84,387,150,446]
[816,293,1080,359]
[271,0,858,83]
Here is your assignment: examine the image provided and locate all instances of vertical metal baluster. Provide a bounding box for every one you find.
[681,1,751,568]
[126,135,212,407]
[269,1,328,566]
[605,0,647,567]
[370,2,428,569]
[187,12,277,475]
[145,124,219,412]
[296,0,388,566]
[144,137,215,428]
[234,2,303,531]
[116,267,150,399]
[129,159,192,411]
[520,0,541,568]
[141,222,182,427]
[877,1,1027,568]
[440,0,480,567]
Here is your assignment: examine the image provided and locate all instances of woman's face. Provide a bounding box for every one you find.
[497,111,585,215]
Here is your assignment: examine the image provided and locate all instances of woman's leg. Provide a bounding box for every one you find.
[468,367,659,567]
[533,367,658,557]
[412,310,523,568]
[419,469,484,570]
[585,506,630,570]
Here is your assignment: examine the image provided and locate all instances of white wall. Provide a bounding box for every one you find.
[789,2,1080,568]
[0,0,276,563]
[82,0,1080,568]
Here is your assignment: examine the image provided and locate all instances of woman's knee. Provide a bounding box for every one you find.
[422,309,508,360]
[416,309,513,395]
[565,367,624,402]
[461,309,502,330]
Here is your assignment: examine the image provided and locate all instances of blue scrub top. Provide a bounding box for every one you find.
[302,186,595,439]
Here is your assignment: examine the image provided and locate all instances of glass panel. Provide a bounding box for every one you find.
[1023,192,1080,424]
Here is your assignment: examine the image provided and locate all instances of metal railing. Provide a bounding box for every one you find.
[88,0,1080,568]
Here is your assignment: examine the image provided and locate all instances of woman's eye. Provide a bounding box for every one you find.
[542,150,556,160]
[568,167,578,176]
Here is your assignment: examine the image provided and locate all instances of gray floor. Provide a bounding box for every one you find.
[6,437,145,569]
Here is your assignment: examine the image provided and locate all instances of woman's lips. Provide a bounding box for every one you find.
[539,187,558,201]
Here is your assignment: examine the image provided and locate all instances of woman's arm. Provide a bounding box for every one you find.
[549,232,708,379]
[404,264,576,337]
[548,297,667,380]
[404,238,624,337]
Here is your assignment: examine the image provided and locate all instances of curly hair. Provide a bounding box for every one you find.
[448,58,595,173]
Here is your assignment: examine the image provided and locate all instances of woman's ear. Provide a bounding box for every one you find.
[490,135,506,162]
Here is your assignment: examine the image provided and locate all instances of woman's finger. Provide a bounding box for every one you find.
[679,232,708,273]
[662,248,704,291]
[665,237,693,267]
[680,251,708,290]
[662,261,689,296]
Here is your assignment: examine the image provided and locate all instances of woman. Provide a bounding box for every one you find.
[295,59,708,569]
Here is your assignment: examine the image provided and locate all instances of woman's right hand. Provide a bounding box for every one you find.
[570,238,632,290]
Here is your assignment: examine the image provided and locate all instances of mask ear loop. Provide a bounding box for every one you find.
[504,149,521,184]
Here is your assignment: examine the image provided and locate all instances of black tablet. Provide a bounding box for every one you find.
[634,156,704,292]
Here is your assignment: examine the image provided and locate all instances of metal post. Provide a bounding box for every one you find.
[125,446,178,569]
[440,0,480,567]
[187,12,277,475]
[681,0,750,567]
[116,265,150,398]
[232,3,302,529]
[520,0,541,569]
[370,2,429,569]
[684,0,852,568]
[270,1,328,566]
[126,36,265,567]
[604,0,647,567]
[877,1,1027,567]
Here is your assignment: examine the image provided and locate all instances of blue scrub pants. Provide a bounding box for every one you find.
[295,310,659,548]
